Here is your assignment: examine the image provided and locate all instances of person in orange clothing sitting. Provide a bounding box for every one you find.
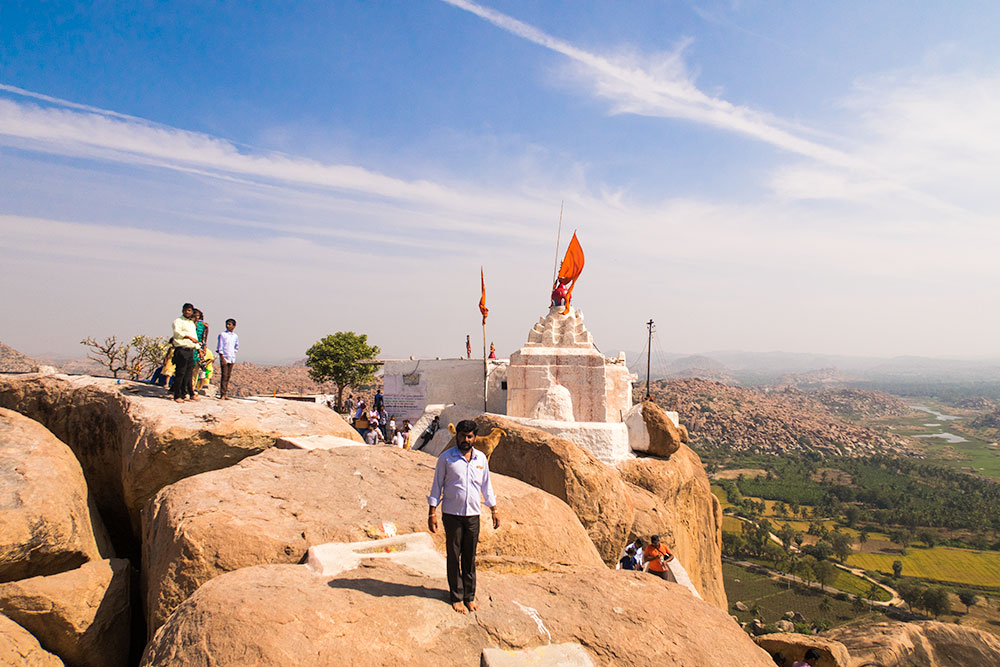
[642,535,676,582]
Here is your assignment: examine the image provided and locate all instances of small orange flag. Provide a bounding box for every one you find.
[479,267,489,325]
[556,232,585,314]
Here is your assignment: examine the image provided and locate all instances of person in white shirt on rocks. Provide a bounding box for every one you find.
[427,420,500,613]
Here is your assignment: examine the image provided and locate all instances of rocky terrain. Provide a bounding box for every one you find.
[645,378,914,456]
[3,370,998,665]
[0,341,39,373]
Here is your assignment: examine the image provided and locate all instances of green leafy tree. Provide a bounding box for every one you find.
[897,582,925,613]
[813,559,837,592]
[922,587,951,617]
[852,594,867,614]
[858,529,870,545]
[958,590,979,612]
[818,597,833,615]
[764,541,787,570]
[777,523,797,552]
[829,530,854,563]
[918,529,937,548]
[892,560,903,579]
[304,332,381,411]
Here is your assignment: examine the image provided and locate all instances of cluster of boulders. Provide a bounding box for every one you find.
[649,378,912,456]
[4,371,997,665]
[1,372,771,665]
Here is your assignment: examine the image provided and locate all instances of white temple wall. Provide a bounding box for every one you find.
[383,358,508,424]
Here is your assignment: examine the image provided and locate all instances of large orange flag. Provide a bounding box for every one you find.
[479,267,489,324]
[556,232,585,314]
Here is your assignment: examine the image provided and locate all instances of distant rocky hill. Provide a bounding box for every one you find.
[0,341,38,372]
[645,378,912,456]
[227,362,336,397]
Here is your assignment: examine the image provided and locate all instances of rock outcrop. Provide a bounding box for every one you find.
[142,560,775,667]
[0,613,63,666]
[641,400,684,458]
[825,621,1000,666]
[0,373,362,544]
[466,414,634,565]
[754,633,850,666]
[142,446,603,634]
[0,559,130,667]
[618,445,726,609]
[0,408,110,582]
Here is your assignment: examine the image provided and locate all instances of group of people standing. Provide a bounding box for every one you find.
[162,302,239,402]
[343,389,414,448]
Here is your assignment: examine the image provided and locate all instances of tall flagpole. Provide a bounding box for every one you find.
[551,200,564,287]
[482,321,488,412]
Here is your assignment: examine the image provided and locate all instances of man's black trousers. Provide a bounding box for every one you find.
[172,347,195,400]
[442,513,480,603]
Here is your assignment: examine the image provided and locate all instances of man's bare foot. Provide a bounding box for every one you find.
[174,398,185,403]
[451,602,467,614]
[189,396,199,401]
[464,600,478,612]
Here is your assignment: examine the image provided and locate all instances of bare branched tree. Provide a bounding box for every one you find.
[81,335,170,380]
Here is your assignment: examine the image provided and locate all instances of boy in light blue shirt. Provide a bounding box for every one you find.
[216,318,239,400]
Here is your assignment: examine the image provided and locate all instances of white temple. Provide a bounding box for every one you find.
[502,305,635,464]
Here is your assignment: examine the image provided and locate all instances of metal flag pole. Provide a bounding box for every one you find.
[551,200,564,288]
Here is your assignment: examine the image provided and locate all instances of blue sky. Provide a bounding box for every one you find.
[2,1,1000,362]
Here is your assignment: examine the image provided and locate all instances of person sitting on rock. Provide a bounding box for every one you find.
[792,649,820,667]
[414,416,440,451]
[642,535,675,581]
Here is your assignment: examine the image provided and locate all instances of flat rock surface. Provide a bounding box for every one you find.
[141,560,775,667]
[481,643,595,666]
[0,373,362,543]
[0,613,63,666]
[469,414,634,565]
[142,446,603,634]
[618,445,726,609]
[0,407,109,583]
[0,559,130,667]
[825,620,1000,667]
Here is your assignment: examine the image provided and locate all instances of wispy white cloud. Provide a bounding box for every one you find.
[440,0,860,169]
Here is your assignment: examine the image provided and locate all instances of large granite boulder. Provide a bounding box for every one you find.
[0,408,110,582]
[825,621,1000,666]
[754,633,850,666]
[466,414,634,564]
[0,559,130,667]
[626,400,685,458]
[0,373,362,544]
[142,560,775,667]
[0,613,63,666]
[618,445,726,609]
[143,446,603,634]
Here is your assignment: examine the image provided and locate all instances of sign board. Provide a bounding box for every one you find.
[383,371,427,423]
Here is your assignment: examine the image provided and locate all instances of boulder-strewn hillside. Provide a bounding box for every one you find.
[646,378,912,456]
[0,341,38,373]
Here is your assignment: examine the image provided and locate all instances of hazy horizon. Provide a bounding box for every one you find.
[4,2,1000,362]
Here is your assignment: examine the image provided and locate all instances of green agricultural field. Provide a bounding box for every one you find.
[723,516,744,533]
[711,484,733,510]
[848,546,1000,587]
[874,403,1000,480]
[723,562,885,629]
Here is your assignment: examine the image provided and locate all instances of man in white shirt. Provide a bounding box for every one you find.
[170,303,200,403]
[427,420,500,613]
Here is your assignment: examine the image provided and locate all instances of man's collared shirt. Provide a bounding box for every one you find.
[172,317,199,349]
[428,446,496,516]
[217,331,239,363]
